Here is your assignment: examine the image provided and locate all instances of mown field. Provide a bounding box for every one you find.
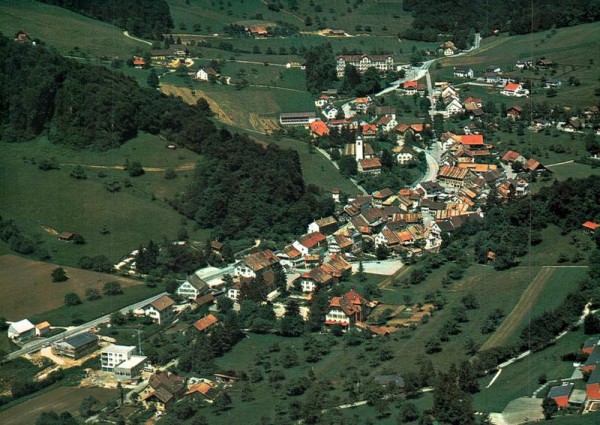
[0,254,143,321]
[0,1,147,58]
[0,135,210,267]
[0,386,116,425]
[433,21,600,108]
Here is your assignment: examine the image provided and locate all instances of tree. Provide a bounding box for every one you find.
[164,168,176,179]
[127,161,144,177]
[338,156,358,176]
[147,69,159,88]
[542,397,558,420]
[85,288,101,301]
[110,312,126,326]
[217,296,233,313]
[0,317,8,331]
[221,243,235,263]
[398,402,420,422]
[213,392,232,412]
[64,292,82,306]
[103,281,123,296]
[584,313,600,334]
[79,395,99,418]
[69,165,87,180]
[356,260,366,282]
[433,365,475,425]
[51,267,68,282]
[280,301,305,336]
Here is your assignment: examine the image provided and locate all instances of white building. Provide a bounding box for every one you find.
[144,295,175,325]
[7,319,35,341]
[101,345,136,371]
[176,274,210,300]
[336,54,394,78]
[322,104,339,120]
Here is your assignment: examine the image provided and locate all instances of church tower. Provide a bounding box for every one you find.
[355,135,364,162]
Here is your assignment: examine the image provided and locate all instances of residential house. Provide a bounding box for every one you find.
[523,158,546,173]
[485,65,502,74]
[547,383,574,408]
[297,266,335,293]
[315,95,332,108]
[358,158,382,175]
[185,382,221,403]
[536,58,554,69]
[516,58,533,69]
[444,98,464,116]
[464,97,483,108]
[374,226,402,249]
[588,367,600,400]
[308,216,338,235]
[336,54,394,77]
[361,124,378,139]
[325,289,378,327]
[114,355,147,380]
[355,97,371,114]
[7,319,35,342]
[394,145,415,165]
[372,188,394,206]
[545,79,562,88]
[327,233,355,254]
[483,72,503,85]
[52,333,98,359]
[277,245,304,269]
[144,295,176,325]
[322,104,339,120]
[506,105,523,119]
[279,112,317,126]
[453,67,474,78]
[501,82,529,97]
[583,221,600,235]
[193,314,219,332]
[309,120,330,137]
[196,67,218,81]
[176,274,210,300]
[377,115,398,133]
[439,41,458,56]
[401,80,426,96]
[227,281,242,301]
[460,134,485,149]
[133,57,146,68]
[35,321,51,337]
[101,344,136,371]
[141,372,187,411]
[234,249,280,278]
[501,150,525,164]
[246,26,269,37]
[564,118,583,132]
[293,232,327,256]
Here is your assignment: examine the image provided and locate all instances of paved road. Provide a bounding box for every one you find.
[123,31,152,46]
[413,143,440,185]
[7,292,167,360]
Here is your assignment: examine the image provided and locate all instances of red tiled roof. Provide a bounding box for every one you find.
[310,120,329,136]
[298,232,327,248]
[504,83,521,91]
[243,249,280,272]
[403,80,418,89]
[502,150,522,162]
[133,57,146,66]
[193,314,219,332]
[460,134,484,145]
[150,295,175,312]
[359,158,382,170]
[583,221,600,231]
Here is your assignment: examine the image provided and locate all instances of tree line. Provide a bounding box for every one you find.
[38,0,173,39]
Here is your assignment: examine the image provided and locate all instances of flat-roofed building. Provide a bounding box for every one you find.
[52,333,98,359]
[279,112,317,126]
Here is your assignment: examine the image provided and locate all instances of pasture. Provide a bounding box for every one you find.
[0,136,210,267]
[0,1,145,57]
[0,254,142,321]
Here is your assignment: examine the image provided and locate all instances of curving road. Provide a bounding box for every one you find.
[123,31,152,46]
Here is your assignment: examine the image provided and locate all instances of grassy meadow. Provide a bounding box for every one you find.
[0,1,147,58]
[0,134,210,267]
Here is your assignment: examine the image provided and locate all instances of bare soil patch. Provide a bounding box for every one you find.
[0,254,142,320]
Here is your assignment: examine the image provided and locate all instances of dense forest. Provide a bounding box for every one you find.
[402,0,600,44]
[38,0,173,39]
[0,34,329,242]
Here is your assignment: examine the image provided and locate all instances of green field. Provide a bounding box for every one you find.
[0,135,210,266]
[433,22,600,108]
[0,1,147,58]
[167,0,413,37]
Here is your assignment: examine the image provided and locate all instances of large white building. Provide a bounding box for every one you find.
[101,344,147,379]
[336,54,394,78]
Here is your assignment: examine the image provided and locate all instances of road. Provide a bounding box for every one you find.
[123,31,152,46]
[413,143,440,185]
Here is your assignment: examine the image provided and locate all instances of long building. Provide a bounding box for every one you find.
[336,54,394,77]
[279,112,317,126]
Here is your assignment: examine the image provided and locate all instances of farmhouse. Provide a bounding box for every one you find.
[176,274,210,300]
[336,54,394,77]
[234,249,280,278]
[52,333,98,359]
[196,67,218,82]
[35,321,51,337]
[377,115,398,133]
[394,145,416,165]
[144,295,176,325]
[279,112,317,126]
[439,41,458,56]
[297,267,335,293]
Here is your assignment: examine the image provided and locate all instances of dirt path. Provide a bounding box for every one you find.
[480,267,555,350]
[60,162,196,172]
[160,84,234,125]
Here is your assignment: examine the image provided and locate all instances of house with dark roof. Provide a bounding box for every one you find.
[144,295,175,325]
[141,372,187,411]
[588,366,600,400]
[308,217,338,235]
[584,337,600,355]
[548,383,574,408]
[176,274,210,300]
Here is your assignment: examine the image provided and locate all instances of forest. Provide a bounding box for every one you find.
[0,34,330,244]
[402,0,600,44]
[37,0,173,39]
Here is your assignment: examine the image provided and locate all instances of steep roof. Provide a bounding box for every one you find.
[193,314,219,332]
[297,232,327,249]
[243,249,280,271]
[186,274,209,291]
[438,165,469,180]
[310,120,329,136]
[504,83,521,91]
[548,383,573,399]
[583,221,600,231]
[150,295,175,312]
[8,319,35,335]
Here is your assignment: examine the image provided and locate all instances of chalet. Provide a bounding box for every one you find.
[360,124,377,139]
[583,221,600,235]
[437,165,471,188]
[293,232,327,256]
[325,289,378,327]
[372,188,394,206]
[374,227,402,248]
[377,115,397,133]
[176,274,210,300]
[308,216,338,235]
[7,319,35,342]
[52,333,98,359]
[144,295,176,325]
[193,314,219,332]
[279,112,316,126]
[309,120,329,137]
[141,372,187,411]
[358,158,382,175]
[297,267,335,292]
[547,383,574,408]
[453,67,474,78]
[277,245,304,268]
[327,233,355,254]
[506,105,523,119]
[322,104,339,120]
[523,158,546,173]
[193,293,215,309]
[394,145,416,165]
[235,249,280,278]
[336,54,394,78]
[501,83,528,97]
[439,41,458,56]
[196,67,218,81]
